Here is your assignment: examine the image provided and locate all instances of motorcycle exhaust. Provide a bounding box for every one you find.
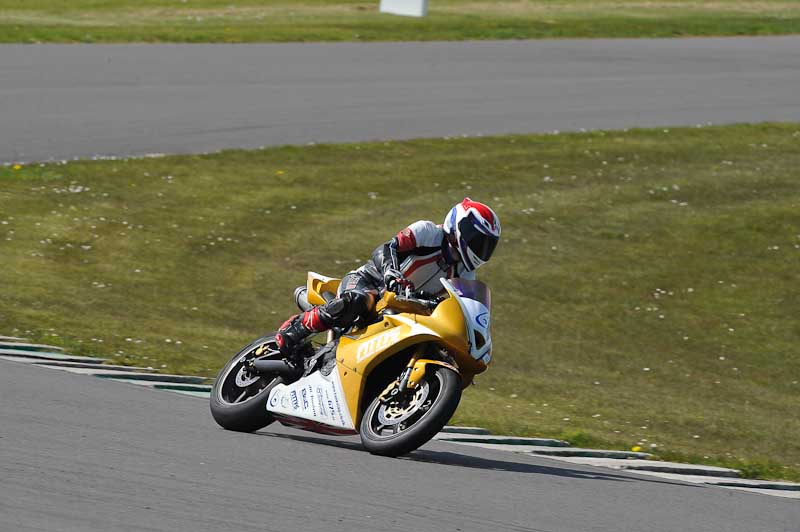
[294,286,313,312]
[252,359,301,378]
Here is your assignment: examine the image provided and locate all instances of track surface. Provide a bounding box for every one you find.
[1,360,798,532]
[2,37,800,163]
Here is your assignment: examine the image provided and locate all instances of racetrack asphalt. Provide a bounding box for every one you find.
[1,359,798,532]
[2,36,800,163]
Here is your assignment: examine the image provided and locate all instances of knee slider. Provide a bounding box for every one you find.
[343,290,371,317]
[319,290,370,328]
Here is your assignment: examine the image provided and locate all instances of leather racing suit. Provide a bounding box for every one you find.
[275,220,475,356]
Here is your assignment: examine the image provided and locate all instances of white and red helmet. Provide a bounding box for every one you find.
[443,198,501,271]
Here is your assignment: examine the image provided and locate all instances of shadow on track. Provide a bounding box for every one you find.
[407,449,636,482]
[257,430,699,487]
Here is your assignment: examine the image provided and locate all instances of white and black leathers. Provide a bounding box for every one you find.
[275,220,476,356]
[360,220,475,297]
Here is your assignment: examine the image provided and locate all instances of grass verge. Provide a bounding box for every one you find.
[1,123,799,480]
[1,0,800,43]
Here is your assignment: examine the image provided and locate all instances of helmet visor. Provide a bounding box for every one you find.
[459,215,498,262]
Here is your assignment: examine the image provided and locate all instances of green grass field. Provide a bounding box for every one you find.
[1,0,799,42]
[2,123,799,480]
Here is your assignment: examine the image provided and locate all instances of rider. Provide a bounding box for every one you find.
[275,198,501,357]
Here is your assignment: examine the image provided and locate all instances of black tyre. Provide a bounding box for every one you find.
[360,365,461,457]
[209,334,284,433]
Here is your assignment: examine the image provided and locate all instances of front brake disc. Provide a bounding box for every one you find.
[377,381,430,426]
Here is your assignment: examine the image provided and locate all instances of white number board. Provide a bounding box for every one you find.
[379,0,428,17]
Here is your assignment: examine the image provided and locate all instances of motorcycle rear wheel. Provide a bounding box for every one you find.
[209,334,283,433]
[359,365,461,457]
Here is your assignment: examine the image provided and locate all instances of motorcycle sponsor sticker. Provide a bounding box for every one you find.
[268,390,280,408]
[307,385,316,416]
[331,387,346,427]
[324,389,337,420]
[356,328,402,363]
[475,312,489,328]
[316,386,327,419]
[266,368,355,430]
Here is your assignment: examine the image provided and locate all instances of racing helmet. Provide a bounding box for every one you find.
[443,198,501,271]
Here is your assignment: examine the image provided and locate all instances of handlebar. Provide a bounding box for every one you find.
[393,295,439,312]
[375,286,443,316]
[383,286,442,315]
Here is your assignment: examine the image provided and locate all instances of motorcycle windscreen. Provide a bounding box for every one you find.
[448,279,491,310]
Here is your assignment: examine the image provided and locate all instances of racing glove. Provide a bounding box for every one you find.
[383,268,414,294]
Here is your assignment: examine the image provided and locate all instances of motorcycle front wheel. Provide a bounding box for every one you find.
[209,334,283,433]
[359,365,461,457]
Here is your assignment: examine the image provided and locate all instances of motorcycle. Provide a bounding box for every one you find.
[209,271,493,456]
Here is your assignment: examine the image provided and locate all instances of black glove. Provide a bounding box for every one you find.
[383,268,414,294]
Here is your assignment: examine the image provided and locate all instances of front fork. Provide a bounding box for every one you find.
[378,350,459,403]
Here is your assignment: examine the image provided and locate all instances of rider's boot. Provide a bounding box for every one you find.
[275,308,330,363]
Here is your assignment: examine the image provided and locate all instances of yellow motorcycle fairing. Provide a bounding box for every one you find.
[306,271,341,305]
[333,291,488,426]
